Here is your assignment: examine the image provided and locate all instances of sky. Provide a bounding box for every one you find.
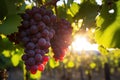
[57,0,102,6]
[25,0,102,6]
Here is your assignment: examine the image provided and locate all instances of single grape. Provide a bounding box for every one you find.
[48,32,53,39]
[27,50,35,57]
[25,65,31,71]
[22,54,28,61]
[43,56,49,62]
[50,15,57,23]
[38,38,46,47]
[44,41,51,49]
[45,9,53,16]
[20,31,27,37]
[37,21,46,31]
[26,42,35,50]
[38,64,44,71]
[30,65,38,74]
[34,13,42,21]
[22,20,29,28]
[35,54,42,62]
[35,49,41,54]
[31,37,38,43]
[22,37,30,44]
[30,25,38,34]
[42,29,49,37]
[42,15,50,24]
[36,32,41,39]
[39,7,46,15]
[21,13,30,20]
[30,19,36,25]
[40,50,46,56]
[28,57,35,66]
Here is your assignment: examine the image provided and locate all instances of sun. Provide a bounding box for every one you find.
[70,35,98,52]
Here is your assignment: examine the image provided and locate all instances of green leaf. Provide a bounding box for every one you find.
[57,6,67,18]
[67,2,80,17]
[89,62,96,69]
[5,0,24,15]
[5,0,18,15]
[74,1,98,19]
[67,0,74,7]
[49,58,59,68]
[0,0,8,20]
[74,1,98,28]
[30,71,41,79]
[95,1,120,48]
[0,36,14,51]
[0,15,21,35]
[67,61,74,68]
[11,54,20,66]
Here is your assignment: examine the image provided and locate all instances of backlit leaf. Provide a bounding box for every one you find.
[11,54,20,66]
[0,15,21,35]
[95,1,120,48]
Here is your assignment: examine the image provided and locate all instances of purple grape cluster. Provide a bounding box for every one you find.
[51,19,73,61]
[8,6,56,74]
[7,6,73,74]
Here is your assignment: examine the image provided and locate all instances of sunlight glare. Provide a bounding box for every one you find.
[71,35,98,52]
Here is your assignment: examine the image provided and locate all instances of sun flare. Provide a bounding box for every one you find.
[70,35,98,52]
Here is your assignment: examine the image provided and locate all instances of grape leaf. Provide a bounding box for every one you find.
[95,1,120,48]
[4,0,24,15]
[0,0,8,20]
[57,6,67,18]
[11,54,20,66]
[67,0,74,8]
[0,15,21,35]
[74,1,98,28]
[0,0,25,35]
[67,2,80,17]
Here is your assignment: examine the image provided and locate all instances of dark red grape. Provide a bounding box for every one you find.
[22,20,29,28]
[48,32,53,39]
[35,54,42,62]
[27,50,35,57]
[30,65,38,74]
[38,64,44,71]
[30,25,38,34]
[50,15,57,23]
[42,29,49,37]
[42,15,50,24]
[34,13,42,21]
[37,21,46,31]
[43,56,49,62]
[44,41,51,49]
[38,38,46,47]
[21,13,30,20]
[25,65,31,71]
[26,42,35,50]
[30,19,36,25]
[22,54,28,61]
[20,31,27,37]
[28,57,35,66]
[36,32,41,38]
[22,37,30,44]
[39,7,46,15]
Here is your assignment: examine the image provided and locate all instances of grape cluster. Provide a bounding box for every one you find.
[7,6,73,74]
[51,19,73,61]
[8,6,56,74]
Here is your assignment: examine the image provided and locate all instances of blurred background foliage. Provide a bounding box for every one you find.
[1,0,120,80]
